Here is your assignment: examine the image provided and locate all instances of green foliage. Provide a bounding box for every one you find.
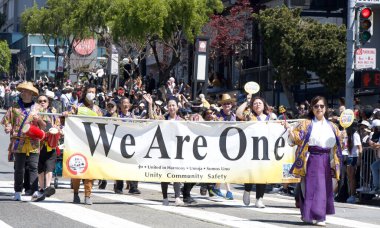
[255,6,346,95]
[0,40,11,73]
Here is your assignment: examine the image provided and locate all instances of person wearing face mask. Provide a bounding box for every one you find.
[63,84,102,205]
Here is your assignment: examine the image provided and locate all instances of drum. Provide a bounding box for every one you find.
[47,127,61,148]
[22,124,45,141]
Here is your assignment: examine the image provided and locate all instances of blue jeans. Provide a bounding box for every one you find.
[371,160,380,188]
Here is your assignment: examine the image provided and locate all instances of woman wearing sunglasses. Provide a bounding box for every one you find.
[284,96,342,226]
[36,94,61,200]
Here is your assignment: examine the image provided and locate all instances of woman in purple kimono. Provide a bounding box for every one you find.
[284,96,342,226]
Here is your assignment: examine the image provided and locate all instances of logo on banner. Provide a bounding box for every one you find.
[66,153,88,175]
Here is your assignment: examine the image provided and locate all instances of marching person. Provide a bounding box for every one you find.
[144,94,184,206]
[212,94,236,200]
[1,82,47,201]
[114,97,141,195]
[236,96,276,208]
[284,96,342,226]
[63,84,103,205]
[98,100,118,190]
[36,94,61,200]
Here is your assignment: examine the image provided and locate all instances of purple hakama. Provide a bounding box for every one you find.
[299,146,335,222]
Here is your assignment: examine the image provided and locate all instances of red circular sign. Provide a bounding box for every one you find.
[66,153,89,175]
[74,39,96,56]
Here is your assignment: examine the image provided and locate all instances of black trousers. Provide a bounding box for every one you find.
[115,180,138,191]
[182,183,196,198]
[14,153,39,192]
[244,183,266,199]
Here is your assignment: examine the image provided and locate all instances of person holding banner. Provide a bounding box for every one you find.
[284,96,342,226]
[36,94,61,200]
[144,94,184,206]
[1,82,47,202]
[237,96,275,208]
[63,84,102,205]
[213,94,237,200]
[114,97,141,195]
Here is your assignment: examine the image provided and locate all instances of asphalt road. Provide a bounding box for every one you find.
[1,112,380,228]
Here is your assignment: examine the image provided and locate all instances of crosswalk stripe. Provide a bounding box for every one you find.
[0,220,13,228]
[0,181,149,228]
[2,180,380,228]
[137,182,380,228]
[91,191,283,228]
[29,198,150,228]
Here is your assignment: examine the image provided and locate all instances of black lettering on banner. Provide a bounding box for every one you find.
[120,134,135,158]
[219,127,246,161]
[274,137,285,160]
[175,136,190,159]
[144,125,170,158]
[193,136,207,160]
[82,122,119,156]
[252,136,269,160]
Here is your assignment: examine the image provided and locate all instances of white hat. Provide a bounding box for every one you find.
[45,90,55,99]
[360,120,371,128]
[372,119,380,128]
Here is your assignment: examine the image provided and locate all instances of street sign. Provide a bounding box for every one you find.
[356,0,380,4]
[355,48,376,69]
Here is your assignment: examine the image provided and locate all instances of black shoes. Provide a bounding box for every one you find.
[183,197,197,205]
[44,186,56,197]
[128,188,141,194]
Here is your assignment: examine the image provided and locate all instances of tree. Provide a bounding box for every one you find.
[254,6,346,108]
[110,0,224,84]
[203,0,254,88]
[0,40,11,75]
[21,0,93,85]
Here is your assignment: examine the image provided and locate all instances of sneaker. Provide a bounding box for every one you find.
[13,192,22,201]
[315,220,326,226]
[44,186,56,197]
[208,189,215,197]
[31,191,45,202]
[255,197,265,208]
[269,186,282,194]
[24,189,33,196]
[175,197,184,206]
[346,195,356,204]
[183,197,197,205]
[226,191,234,200]
[84,196,93,205]
[114,189,123,194]
[128,188,141,194]
[73,193,80,204]
[162,198,169,206]
[243,191,250,206]
[210,188,224,198]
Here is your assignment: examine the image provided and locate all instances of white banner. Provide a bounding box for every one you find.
[63,116,298,183]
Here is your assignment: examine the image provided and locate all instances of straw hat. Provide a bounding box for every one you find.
[218,93,235,104]
[16,82,39,96]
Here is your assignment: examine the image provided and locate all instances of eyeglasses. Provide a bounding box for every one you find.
[38,100,48,103]
[313,104,325,109]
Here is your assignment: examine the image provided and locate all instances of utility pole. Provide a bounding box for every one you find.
[345,0,356,109]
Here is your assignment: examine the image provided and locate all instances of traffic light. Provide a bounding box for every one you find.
[357,7,373,46]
